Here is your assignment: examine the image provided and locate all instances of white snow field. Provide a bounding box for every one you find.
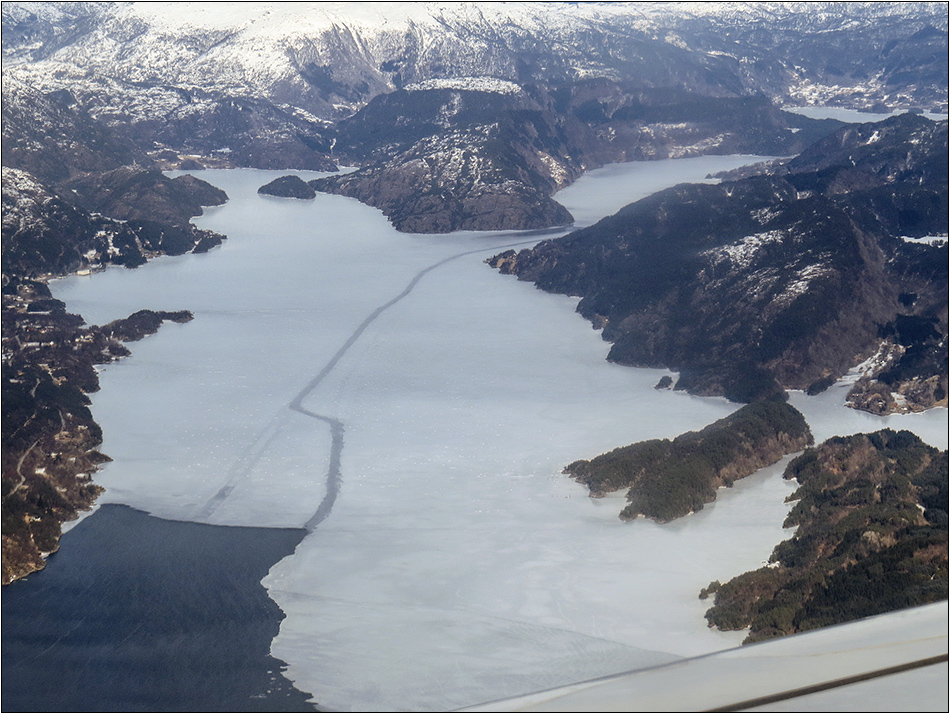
[51,157,948,711]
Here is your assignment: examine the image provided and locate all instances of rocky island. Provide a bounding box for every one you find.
[565,399,813,522]
[258,174,317,199]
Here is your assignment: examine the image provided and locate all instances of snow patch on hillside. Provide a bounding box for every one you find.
[707,230,785,270]
[901,235,948,245]
[404,77,523,95]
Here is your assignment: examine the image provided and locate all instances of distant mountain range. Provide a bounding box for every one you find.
[3,1,946,234]
[4,1,945,231]
[4,2,946,123]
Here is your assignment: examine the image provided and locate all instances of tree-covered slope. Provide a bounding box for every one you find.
[702,429,948,643]
[565,399,813,522]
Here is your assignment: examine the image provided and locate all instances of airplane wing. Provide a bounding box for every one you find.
[461,602,948,712]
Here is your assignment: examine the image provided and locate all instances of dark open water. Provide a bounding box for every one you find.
[2,504,317,712]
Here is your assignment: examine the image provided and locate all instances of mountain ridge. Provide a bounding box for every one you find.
[489,114,948,410]
[3,1,945,176]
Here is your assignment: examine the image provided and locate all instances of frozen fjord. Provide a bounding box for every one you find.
[51,157,948,711]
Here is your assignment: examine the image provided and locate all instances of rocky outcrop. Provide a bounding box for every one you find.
[702,430,948,643]
[311,143,574,232]
[2,82,226,233]
[101,310,194,343]
[845,315,949,415]
[136,94,337,171]
[565,399,813,523]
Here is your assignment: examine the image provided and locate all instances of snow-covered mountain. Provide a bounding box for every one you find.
[3,1,945,195]
[3,1,947,126]
[2,1,946,235]
[3,0,946,243]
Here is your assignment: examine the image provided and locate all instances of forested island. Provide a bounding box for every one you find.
[702,429,948,643]
[258,174,317,199]
[565,399,812,522]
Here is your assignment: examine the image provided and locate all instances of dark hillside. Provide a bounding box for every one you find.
[1,80,229,583]
[313,84,839,233]
[490,116,948,409]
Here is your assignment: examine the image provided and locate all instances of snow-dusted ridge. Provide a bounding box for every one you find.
[3,1,946,124]
[404,77,524,95]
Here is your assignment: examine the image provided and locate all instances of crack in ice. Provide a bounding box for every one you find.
[195,233,558,530]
